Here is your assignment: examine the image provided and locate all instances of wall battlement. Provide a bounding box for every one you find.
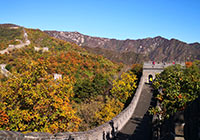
[143,62,185,69]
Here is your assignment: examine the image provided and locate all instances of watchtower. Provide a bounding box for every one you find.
[143,62,185,84]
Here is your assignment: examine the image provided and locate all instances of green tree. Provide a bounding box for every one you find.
[150,61,200,119]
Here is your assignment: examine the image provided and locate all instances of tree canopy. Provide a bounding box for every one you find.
[149,61,200,120]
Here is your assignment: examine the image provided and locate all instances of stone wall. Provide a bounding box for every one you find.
[0,64,11,77]
[0,28,30,54]
[34,47,49,52]
[184,96,200,140]
[143,62,185,83]
[0,72,145,140]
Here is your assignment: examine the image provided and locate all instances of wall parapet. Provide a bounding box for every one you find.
[0,74,145,140]
[143,62,185,70]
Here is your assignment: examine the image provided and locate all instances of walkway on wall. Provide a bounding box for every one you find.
[114,84,154,140]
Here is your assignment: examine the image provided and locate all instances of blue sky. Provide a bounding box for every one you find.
[1,0,200,43]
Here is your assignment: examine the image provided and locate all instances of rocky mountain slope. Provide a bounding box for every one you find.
[45,31,200,64]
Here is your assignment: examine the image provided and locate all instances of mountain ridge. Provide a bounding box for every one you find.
[1,23,199,63]
[45,30,200,64]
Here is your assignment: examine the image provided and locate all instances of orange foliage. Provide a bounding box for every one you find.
[0,27,122,132]
[185,61,193,68]
[0,111,9,126]
[0,61,81,133]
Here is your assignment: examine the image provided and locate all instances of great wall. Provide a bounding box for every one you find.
[0,60,185,140]
[0,26,188,140]
[0,28,30,55]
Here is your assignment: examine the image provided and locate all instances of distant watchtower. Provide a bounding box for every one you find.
[53,73,62,80]
[143,62,185,84]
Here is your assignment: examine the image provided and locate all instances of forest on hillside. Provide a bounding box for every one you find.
[0,25,142,133]
[0,25,24,50]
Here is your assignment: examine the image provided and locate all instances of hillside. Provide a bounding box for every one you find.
[45,31,200,64]
[0,24,120,80]
[1,24,137,133]
[0,24,24,50]
[83,46,147,64]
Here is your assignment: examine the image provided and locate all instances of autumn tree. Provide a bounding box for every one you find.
[0,60,81,133]
[0,27,123,132]
[110,71,137,103]
[94,96,124,125]
[73,73,110,103]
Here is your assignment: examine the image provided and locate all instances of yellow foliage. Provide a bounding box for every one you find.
[94,97,124,125]
[0,60,81,133]
[111,71,137,103]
